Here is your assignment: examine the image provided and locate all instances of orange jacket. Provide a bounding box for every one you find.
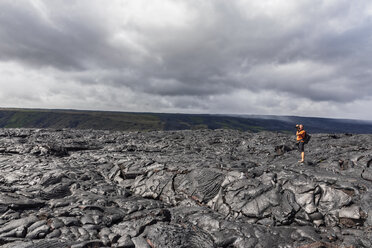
[296,130,306,142]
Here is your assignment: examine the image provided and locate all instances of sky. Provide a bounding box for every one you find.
[1,0,372,120]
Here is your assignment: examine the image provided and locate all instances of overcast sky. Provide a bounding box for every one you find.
[1,0,372,120]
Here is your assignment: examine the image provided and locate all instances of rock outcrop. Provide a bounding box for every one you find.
[0,128,371,247]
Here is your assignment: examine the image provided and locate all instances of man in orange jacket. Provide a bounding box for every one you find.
[296,124,306,163]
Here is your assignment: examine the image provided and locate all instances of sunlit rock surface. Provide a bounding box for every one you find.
[0,128,371,248]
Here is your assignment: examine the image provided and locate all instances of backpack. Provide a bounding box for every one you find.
[303,132,311,144]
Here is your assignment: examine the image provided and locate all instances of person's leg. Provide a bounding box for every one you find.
[298,143,305,163]
[301,151,305,162]
[296,142,300,151]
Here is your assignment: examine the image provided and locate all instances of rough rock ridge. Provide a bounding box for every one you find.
[0,128,371,248]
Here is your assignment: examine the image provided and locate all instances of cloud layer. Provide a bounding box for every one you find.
[1,0,372,120]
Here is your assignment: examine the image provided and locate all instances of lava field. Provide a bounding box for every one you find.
[0,128,371,247]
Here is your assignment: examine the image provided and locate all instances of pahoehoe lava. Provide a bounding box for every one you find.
[0,128,371,247]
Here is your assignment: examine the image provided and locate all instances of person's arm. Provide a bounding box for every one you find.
[299,130,305,140]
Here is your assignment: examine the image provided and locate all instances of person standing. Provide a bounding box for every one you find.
[296,124,306,163]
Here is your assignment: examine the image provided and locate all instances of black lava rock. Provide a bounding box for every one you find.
[0,128,371,247]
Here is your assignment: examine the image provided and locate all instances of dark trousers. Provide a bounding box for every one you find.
[297,142,305,152]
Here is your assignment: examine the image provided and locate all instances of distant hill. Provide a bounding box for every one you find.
[1,108,372,133]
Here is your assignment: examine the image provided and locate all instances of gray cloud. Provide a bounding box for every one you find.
[1,0,372,120]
